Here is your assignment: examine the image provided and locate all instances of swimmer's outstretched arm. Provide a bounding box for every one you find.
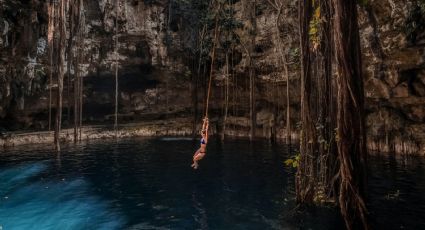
[203,118,209,143]
[202,117,208,129]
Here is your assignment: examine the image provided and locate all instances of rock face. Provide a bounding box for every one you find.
[358,0,425,155]
[0,0,191,129]
[0,0,424,154]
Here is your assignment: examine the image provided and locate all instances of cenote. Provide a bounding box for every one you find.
[2,0,425,229]
[1,138,424,229]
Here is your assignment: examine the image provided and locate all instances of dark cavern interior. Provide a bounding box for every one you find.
[0,0,425,229]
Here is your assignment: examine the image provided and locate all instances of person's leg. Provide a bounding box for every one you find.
[194,152,205,161]
[192,152,205,169]
[191,148,201,168]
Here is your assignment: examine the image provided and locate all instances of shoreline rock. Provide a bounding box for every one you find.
[1,118,423,156]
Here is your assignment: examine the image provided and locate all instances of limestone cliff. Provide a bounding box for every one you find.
[0,0,424,154]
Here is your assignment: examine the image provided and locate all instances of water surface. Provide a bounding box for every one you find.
[0,138,424,229]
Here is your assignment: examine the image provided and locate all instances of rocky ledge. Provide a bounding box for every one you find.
[1,118,423,156]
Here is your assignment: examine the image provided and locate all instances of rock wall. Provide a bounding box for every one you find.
[218,0,425,154]
[358,0,425,154]
[0,0,192,130]
[0,0,424,154]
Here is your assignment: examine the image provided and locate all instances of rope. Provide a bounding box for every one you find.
[204,8,220,119]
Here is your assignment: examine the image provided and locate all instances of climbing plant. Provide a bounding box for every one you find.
[309,4,321,51]
[297,0,368,229]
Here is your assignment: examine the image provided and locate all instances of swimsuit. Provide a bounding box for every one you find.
[200,138,206,154]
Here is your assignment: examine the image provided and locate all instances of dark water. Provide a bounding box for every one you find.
[0,138,424,229]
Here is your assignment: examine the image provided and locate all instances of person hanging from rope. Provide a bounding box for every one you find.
[191,117,209,169]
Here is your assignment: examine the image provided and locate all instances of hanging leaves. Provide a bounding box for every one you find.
[309,5,321,51]
[284,154,300,168]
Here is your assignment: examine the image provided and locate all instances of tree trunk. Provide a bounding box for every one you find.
[67,55,71,125]
[72,0,83,143]
[296,0,315,203]
[332,0,369,228]
[67,31,74,136]
[47,1,55,131]
[249,56,255,140]
[114,0,119,136]
[205,4,220,119]
[273,5,291,145]
[248,0,256,140]
[221,53,229,141]
[193,25,207,137]
[68,0,78,139]
[54,0,66,151]
[318,0,339,199]
[296,0,339,205]
[79,49,84,140]
[73,56,79,143]
[79,2,85,141]
[285,64,291,146]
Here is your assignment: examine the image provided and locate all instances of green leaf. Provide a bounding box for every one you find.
[284,159,294,166]
[358,0,368,6]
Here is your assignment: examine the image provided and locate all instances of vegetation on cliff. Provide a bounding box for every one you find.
[1,0,425,228]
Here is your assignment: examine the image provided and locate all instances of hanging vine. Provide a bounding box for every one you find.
[114,0,119,136]
[333,0,369,228]
[53,0,66,151]
[296,0,369,228]
[47,1,55,131]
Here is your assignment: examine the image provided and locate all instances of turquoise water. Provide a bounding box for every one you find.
[0,138,424,229]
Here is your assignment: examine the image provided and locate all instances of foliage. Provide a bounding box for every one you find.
[35,65,45,78]
[142,0,163,4]
[284,153,300,168]
[358,0,368,7]
[385,190,401,200]
[166,0,211,56]
[421,0,425,12]
[287,47,300,63]
[30,65,47,95]
[295,121,302,130]
[313,184,328,204]
[183,69,192,80]
[309,5,321,51]
[405,1,425,44]
[219,3,243,50]
[255,4,267,16]
[335,128,340,142]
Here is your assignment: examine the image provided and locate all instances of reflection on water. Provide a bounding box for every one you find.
[0,161,125,230]
[368,154,425,229]
[160,137,194,141]
[0,138,424,229]
[0,161,48,190]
